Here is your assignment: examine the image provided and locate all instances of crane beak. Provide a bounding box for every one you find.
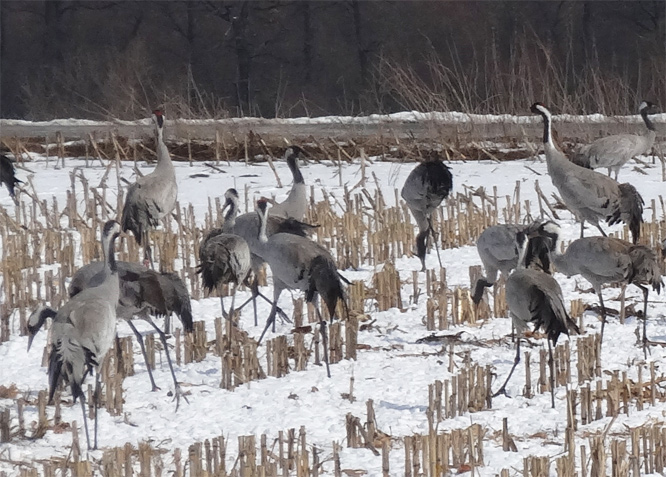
[27,333,35,352]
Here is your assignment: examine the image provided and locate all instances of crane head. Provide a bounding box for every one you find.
[530,102,550,117]
[526,220,561,252]
[103,220,121,241]
[638,101,659,114]
[27,305,57,352]
[152,109,164,128]
[256,198,269,214]
[223,188,239,210]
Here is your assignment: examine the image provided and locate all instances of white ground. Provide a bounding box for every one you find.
[1,149,665,475]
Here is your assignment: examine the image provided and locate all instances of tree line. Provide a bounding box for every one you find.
[1,1,664,120]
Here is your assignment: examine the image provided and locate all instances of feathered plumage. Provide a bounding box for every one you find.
[531,102,644,244]
[1,154,22,201]
[121,110,177,265]
[572,101,658,179]
[401,159,453,270]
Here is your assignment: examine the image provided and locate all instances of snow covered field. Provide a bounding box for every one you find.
[1,146,666,475]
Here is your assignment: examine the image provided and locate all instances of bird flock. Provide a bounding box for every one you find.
[2,102,664,451]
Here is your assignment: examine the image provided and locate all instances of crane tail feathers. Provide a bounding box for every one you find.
[607,183,644,244]
[309,256,345,320]
[47,345,64,404]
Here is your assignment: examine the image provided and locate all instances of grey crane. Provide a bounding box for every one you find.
[269,146,308,221]
[472,221,555,305]
[493,229,580,408]
[531,103,644,244]
[572,101,659,179]
[27,220,121,450]
[220,188,318,327]
[0,154,22,203]
[530,222,663,347]
[198,189,252,318]
[68,259,192,409]
[121,109,178,268]
[400,159,453,271]
[255,199,347,378]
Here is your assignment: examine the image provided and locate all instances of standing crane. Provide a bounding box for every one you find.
[269,146,308,220]
[401,159,453,271]
[0,154,21,203]
[493,229,580,408]
[531,102,644,244]
[27,220,121,449]
[122,109,178,268]
[529,222,662,348]
[573,101,659,179]
[254,199,346,377]
[198,189,252,318]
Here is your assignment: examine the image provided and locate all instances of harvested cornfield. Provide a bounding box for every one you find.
[1,116,666,476]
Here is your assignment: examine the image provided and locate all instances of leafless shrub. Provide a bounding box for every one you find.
[376,30,666,115]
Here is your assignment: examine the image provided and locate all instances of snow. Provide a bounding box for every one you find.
[0,148,665,475]
[2,110,665,129]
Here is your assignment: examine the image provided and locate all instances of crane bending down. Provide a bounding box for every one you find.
[27,221,121,449]
[493,229,580,408]
[0,154,22,203]
[530,222,662,348]
[198,192,252,319]
[572,101,659,179]
[269,146,308,220]
[531,103,644,244]
[220,188,318,327]
[401,159,453,271]
[472,221,555,306]
[254,199,347,378]
[68,260,192,409]
[121,110,178,268]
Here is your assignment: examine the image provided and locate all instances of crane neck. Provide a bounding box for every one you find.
[224,199,238,228]
[257,207,269,243]
[155,126,174,172]
[515,231,529,269]
[101,230,118,274]
[287,155,304,184]
[549,249,576,277]
[641,108,656,132]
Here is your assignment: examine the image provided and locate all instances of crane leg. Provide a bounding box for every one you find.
[143,231,155,270]
[127,321,160,391]
[229,283,238,319]
[580,221,585,239]
[598,291,608,344]
[237,290,290,324]
[220,295,227,319]
[427,217,443,270]
[315,306,331,378]
[146,319,189,412]
[638,285,651,357]
[492,338,521,398]
[79,395,92,451]
[93,371,101,449]
[258,303,278,345]
[594,224,607,237]
[547,340,555,409]
[251,277,259,326]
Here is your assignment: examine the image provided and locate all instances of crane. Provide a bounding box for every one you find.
[531,102,644,244]
[400,159,453,271]
[121,110,178,268]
